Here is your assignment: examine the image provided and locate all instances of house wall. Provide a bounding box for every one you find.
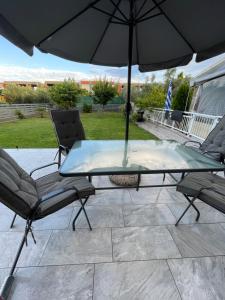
[192,76,225,116]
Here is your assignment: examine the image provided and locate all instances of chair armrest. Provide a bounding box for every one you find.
[30,162,58,176]
[183,140,202,147]
[31,187,78,216]
[202,150,224,162]
[40,185,84,202]
[59,144,69,154]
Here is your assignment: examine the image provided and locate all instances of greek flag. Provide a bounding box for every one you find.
[165,80,172,111]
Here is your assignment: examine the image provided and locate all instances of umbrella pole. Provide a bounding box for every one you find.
[125,0,134,141]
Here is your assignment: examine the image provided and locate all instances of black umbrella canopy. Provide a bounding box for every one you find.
[1,0,225,139]
[1,0,225,69]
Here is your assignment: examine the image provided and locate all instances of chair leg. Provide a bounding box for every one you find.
[79,199,92,231]
[53,149,59,161]
[175,195,200,226]
[10,213,17,228]
[72,197,92,231]
[58,148,62,168]
[0,219,33,300]
[183,194,200,221]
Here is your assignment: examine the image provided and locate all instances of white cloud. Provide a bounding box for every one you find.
[1,52,225,83]
[0,65,96,83]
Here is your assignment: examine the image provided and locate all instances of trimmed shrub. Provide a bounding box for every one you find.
[15,110,25,119]
[82,103,92,113]
[36,107,46,118]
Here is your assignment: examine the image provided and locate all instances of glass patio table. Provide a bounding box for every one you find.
[59,140,225,190]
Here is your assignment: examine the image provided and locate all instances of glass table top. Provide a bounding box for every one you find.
[59,140,225,176]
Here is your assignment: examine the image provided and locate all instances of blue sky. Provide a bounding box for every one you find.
[1,35,225,83]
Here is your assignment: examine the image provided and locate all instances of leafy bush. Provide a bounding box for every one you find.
[135,83,165,109]
[34,87,51,104]
[82,103,92,113]
[49,79,83,109]
[172,81,192,111]
[3,84,51,104]
[132,112,138,122]
[92,79,118,109]
[15,110,25,119]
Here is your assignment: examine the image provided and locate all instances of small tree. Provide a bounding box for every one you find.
[34,87,51,104]
[49,79,82,109]
[92,80,118,109]
[172,81,192,111]
[135,83,165,110]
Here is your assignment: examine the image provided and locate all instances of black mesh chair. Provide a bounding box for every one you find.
[50,110,86,166]
[184,115,225,163]
[175,172,225,226]
[171,110,183,125]
[0,149,95,299]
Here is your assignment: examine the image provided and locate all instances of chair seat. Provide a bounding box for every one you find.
[35,172,95,219]
[177,172,225,213]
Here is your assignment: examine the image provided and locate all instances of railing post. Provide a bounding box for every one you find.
[161,110,164,125]
[212,117,219,130]
[187,113,195,136]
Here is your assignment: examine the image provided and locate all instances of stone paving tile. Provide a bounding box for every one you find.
[168,202,225,225]
[0,231,51,268]
[9,207,73,231]
[0,268,11,287]
[89,189,132,206]
[72,205,124,228]
[219,223,225,231]
[40,228,112,265]
[168,256,225,300]
[0,204,15,231]
[168,223,225,257]
[123,204,176,226]
[112,226,181,261]
[129,187,186,205]
[94,260,181,300]
[9,264,94,300]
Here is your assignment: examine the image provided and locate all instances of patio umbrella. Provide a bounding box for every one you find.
[1,0,225,139]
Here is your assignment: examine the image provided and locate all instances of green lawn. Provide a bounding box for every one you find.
[0,112,157,148]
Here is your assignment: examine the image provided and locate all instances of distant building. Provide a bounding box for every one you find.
[44,81,63,87]
[3,81,40,89]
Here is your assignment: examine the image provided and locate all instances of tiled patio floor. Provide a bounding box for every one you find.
[1,149,225,299]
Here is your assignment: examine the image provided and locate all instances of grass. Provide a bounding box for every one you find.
[0,112,157,148]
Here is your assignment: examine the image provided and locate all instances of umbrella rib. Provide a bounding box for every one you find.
[137,0,167,22]
[136,0,148,18]
[90,0,123,63]
[92,6,126,23]
[151,0,195,52]
[109,0,128,21]
[36,0,102,47]
[137,12,162,24]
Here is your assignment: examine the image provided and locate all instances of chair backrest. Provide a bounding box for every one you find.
[0,149,38,219]
[200,115,225,158]
[50,110,85,149]
[171,110,183,123]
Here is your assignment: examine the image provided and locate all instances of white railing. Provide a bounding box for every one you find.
[146,108,222,141]
[0,103,49,122]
